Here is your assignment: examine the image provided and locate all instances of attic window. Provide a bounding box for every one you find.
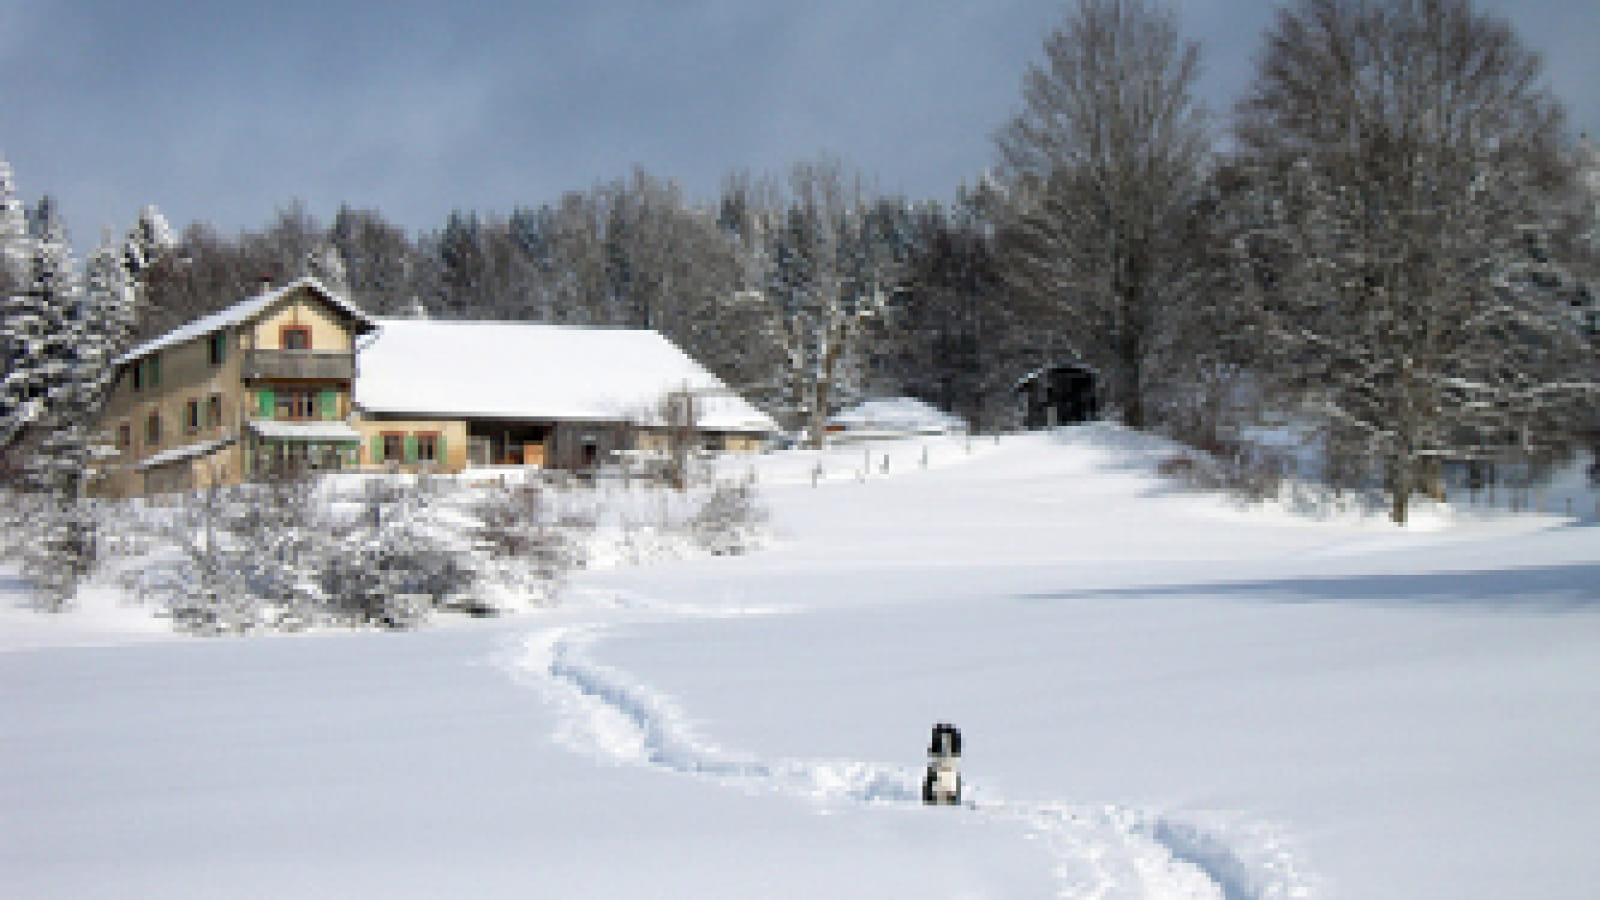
[281,326,311,350]
[209,332,227,365]
[130,354,160,391]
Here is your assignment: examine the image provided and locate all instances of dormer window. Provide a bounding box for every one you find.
[281,326,311,350]
[130,354,160,391]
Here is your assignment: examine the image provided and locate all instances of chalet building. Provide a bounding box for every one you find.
[351,319,776,473]
[96,277,375,497]
[94,281,775,495]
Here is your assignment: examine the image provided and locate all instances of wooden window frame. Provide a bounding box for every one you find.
[116,423,131,452]
[380,432,406,463]
[208,332,228,366]
[145,412,162,447]
[273,389,317,420]
[184,399,202,434]
[207,394,223,429]
[280,325,312,351]
[415,432,439,463]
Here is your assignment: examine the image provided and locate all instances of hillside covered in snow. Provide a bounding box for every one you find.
[4,426,1598,898]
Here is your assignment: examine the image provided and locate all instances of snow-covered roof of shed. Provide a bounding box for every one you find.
[829,397,966,434]
[115,276,374,368]
[354,319,777,433]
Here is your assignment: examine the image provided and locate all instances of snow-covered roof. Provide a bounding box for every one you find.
[355,319,777,433]
[829,397,966,435]
[136,436,235,471]
[248,421,362,442]
[115,277,374,368]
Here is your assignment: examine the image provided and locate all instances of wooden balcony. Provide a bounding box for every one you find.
[243,349,354,382]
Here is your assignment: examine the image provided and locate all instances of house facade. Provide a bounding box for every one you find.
[350,319,775,474]
[95,285,775,495]
[95,277,376,497]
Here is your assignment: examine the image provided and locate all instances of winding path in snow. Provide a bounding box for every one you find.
[499,604,1318,899]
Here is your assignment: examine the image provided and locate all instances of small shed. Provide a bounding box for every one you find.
[1016,363,1099,428]
[827,397,967,441]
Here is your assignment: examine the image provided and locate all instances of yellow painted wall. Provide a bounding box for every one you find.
[94,284,363,498]
[249,288,354,351]
[97,328,247,497]
[351,418,469,472]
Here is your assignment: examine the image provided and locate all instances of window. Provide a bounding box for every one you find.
[131,355,157,390]
[281,326,311,350]
[415,432,439,463]
[145,412,162,447]
[380,433,405,463]
[184,399,202,433]
[208,394,223,428]
[116,423,131,451]
[208,332,228,365]
[274,390,316,420]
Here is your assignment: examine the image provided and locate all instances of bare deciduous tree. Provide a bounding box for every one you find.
[994,0,1210,429]
[728,158,901,448]
[1233,0,1596,523]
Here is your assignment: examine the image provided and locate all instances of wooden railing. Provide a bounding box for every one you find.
[242,350,354,381]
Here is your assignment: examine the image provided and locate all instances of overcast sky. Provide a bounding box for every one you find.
[2,0,1596,249]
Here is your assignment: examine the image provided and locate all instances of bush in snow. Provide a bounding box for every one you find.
[687,480,767,556]
[313,478,475,628]
[155,482,278,634]
[468,481,587,608]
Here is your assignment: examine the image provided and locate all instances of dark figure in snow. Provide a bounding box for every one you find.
[923,722,962,805]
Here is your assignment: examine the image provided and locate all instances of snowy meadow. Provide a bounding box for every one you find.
[4,426,1599,898]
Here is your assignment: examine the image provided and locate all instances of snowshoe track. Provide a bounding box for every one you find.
[503,619,1318,899]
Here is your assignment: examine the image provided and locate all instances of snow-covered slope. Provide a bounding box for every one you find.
[5,426,1598,898]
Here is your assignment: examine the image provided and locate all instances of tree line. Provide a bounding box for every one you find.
[4,0,1599,531]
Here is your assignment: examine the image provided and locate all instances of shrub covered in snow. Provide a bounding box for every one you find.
[4,469,772,634]
[687,480,768,556]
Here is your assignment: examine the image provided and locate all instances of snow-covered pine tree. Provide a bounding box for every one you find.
[121,205,176,280]
[0,159,28,297]
[2,175,172,607]
[5,198,102,608]
[1,195,82,452]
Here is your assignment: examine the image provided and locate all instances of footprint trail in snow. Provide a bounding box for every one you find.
[501,604,1319,899]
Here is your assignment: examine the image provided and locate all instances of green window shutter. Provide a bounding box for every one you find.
[371,435,384,463]
[149,355,160,387]
[403,435,418,464]
[319,390,338,421]
[436,434,446,465]
[257,390,275,417]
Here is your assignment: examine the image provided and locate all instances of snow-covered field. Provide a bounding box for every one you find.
[4,426,1598,898]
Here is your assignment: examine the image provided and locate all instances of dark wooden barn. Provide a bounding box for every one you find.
[1016,364,1100,428]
